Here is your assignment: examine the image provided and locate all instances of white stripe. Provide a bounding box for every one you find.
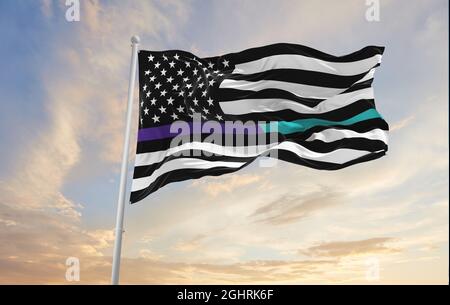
[134,142,276,167]
[233,54,382,76]
[131,159,246,192]
[219,79,345,99]
[132,142,378,192]
[274,142,376,164]
[306,128,388,143]
[219,87,374,115]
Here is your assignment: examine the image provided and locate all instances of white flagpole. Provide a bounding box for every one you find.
[111,35,140,285]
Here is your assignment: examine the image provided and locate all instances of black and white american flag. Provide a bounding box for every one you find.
[130,43,388,203]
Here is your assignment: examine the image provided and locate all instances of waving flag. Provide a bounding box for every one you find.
[130,43,388,203]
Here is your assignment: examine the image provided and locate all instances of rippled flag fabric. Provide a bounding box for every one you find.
[130,43,388,203]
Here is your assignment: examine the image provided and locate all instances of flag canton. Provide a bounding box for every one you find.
[138,50,234,129]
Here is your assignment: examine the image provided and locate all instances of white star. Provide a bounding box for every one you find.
[172,84,180,90]
[177,105,184,112]
[198,83,204,89]
[167,97,174,105]
[169,61,175,68]
[207,98,214,106]
[183,77,190,82]
[185,83,192,89]
[143,84,148,91]
[163,55,168,61]
[152,115,160,123]
[148,54,154,61]
[213,70,220,74]
[166,76,174,83]
[202,90,207,97]
[159,106,166,113]
[143,108,149,115]
[206,73,211,78]
[202,108,209,114]
[145,70,150,75]
[208,62,214,69]
[193,68,198,75]
[174,53,180,60]
[185,61,191,67]
[140,100,144,107]
[160,90,167,96]
[155,83,162,89]
[171,113,179,120]
[178,91,184,97]
[146,91,151,98]
[177,69,184,76]
[161,69,167,76]
[215,114,223,121]
[150,98,157,105]
[188,91,194,97]
[193,98,199,106]
[154,62,161,69]
[149,76,156,82]
[197,76,202,82]
[209,79,215,86]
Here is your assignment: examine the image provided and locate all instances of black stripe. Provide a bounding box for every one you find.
[136,132,281,154]
[272,149,386,170]
[133,152,254,179]
[222,99,376,122]
[223,68,373,89]
[130,166,248,204]
[204,44,384,65]
[215,88,324,105]
[298,138,387,154]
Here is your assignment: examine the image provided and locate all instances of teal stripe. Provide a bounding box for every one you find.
[260,109,383,134]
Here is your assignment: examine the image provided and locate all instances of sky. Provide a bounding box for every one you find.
[0,0,448,284]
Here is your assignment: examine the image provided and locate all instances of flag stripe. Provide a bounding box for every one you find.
[218,43,384,64]
[223,68,373,88]
[221,99,375,122]
[305,128,388,143]
[219,79,348,99]
[219,87,374,115]
[232,53,382,76]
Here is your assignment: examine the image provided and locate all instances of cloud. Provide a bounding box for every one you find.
[300,238,400,258]
[250,188,344,225]
[0,0,192,283]
[390,115,415,132]
[191,174,264,197]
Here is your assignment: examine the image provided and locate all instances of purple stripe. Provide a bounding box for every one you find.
[137,122,265,142]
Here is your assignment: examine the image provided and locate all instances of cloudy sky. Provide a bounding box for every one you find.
[0,0,448,284]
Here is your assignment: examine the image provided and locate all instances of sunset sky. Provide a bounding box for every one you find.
[0,0,448,284]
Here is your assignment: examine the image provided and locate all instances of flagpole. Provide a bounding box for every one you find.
[111,35,140,285]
